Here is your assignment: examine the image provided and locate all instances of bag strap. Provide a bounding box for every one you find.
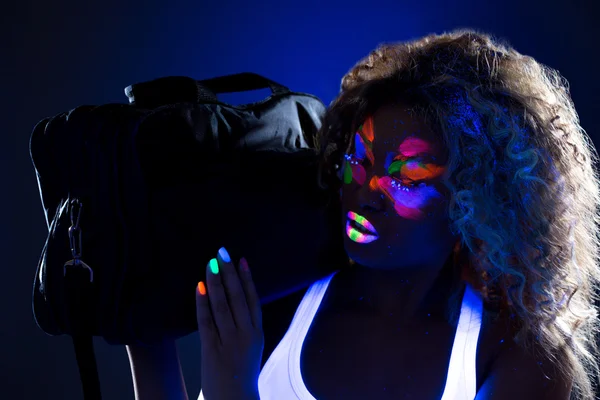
[124,76,217,107]
[124,72,290,108]
[198,72,289,96]
[62,108,102,399]
[65,268,102,400]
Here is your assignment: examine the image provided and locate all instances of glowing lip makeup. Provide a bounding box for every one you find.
[346,211,379,244]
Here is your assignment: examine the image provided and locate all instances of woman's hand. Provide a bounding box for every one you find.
[196,247,264,400]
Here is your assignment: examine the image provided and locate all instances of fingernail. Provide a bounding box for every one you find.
[218,247,231,263]
[240,257,249,272]
[197,281,206,295]
[209,258,219,274]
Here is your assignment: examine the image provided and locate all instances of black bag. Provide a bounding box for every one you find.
[30,73,346,399]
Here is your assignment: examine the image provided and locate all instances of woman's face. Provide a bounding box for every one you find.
[341,102,457,270]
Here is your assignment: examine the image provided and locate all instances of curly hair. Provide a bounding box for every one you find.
[314,29,600,399]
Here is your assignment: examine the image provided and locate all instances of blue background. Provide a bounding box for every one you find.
[3,0,599,398]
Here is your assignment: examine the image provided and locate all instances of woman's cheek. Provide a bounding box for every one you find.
[342,162,366,186]
[378,177,443,220]
[352,165,366,186]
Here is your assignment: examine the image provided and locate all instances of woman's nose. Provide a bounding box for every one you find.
[357,176,386,212]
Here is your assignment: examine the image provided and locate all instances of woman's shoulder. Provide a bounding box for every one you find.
[476,333,573,399]
[475,306,573,399]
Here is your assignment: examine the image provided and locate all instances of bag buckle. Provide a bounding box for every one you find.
[63,198,94,283]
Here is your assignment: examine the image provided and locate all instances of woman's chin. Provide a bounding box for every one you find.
[344,236,386,266]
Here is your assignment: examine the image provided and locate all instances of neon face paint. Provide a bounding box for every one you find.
[356,120,375,165]
[386,159,445,181]
[355,131,368,160]
[387,136,445,181]
[346,211,379,244]
[377,176,443,220]
[397,136,433,157]
[342,117,447,221]
[342,132,370,185]
[344,156,367,186]
[360,116,375,143]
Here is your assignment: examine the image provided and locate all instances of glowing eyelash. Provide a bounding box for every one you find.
[390,178,426,191]
[344,154,362,165]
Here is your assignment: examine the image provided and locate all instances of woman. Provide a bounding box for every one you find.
[127,29,600,400]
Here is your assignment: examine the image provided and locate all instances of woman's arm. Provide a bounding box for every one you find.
[126,340,189,400]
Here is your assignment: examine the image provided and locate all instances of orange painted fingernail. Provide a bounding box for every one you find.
[198,281,206,295]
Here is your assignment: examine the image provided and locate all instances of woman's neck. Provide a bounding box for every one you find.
[327,257,461,324]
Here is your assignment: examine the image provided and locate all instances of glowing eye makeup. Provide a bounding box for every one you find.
[342,131,371,185]
[386,159,445,181]
[378,176,442,220]
[355,132,367,160]
[344,154,367,186]
[351,163,367,186]
[343,158,354,184]
[397,136,432,157]
[360,116,375,143]
[355,123,375,165]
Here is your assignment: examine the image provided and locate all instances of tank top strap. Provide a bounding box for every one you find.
[258,272,337,400]
[440,282,484,400]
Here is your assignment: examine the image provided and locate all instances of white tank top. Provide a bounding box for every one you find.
[198,271,483,400]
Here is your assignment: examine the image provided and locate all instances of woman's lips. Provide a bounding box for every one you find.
[347,211,379,235]
[346,221,378,244]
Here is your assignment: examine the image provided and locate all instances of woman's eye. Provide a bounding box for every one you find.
[345,154,365,165]
[393,178,426,188]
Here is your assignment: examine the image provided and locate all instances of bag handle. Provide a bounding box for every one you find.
[198,72,289,96]
[124,73,289,109]
[124,76,217,107]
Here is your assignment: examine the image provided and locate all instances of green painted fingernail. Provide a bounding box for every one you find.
[209,258,219,274]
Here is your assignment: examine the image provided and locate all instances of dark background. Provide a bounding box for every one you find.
[3,0,599,398]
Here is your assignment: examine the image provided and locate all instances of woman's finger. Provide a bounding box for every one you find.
[238,257,262,330]
[195,280,218,346]
[206,258,236,341]
[216,247,253,330]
